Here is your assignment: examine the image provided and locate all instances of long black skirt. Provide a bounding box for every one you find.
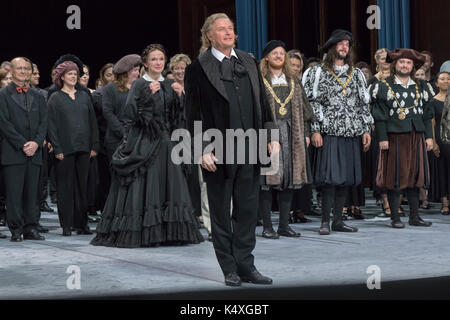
[91,138,204,248]
[313,135,362,187]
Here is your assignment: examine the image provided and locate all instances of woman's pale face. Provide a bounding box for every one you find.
[361,67,372,82]
[1,72,13,87]
[436,72,449,92]
[172,61,187,82]
[79,66,89,86]
[415,68,426,80]
[127,66,140,83]
[62,70,78,87]
[146,50,165,75]
[376,51,390,70]
[103,67,114,84]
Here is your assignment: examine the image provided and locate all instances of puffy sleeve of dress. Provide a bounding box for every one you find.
[354,68,374,134]
[419,79,436,139]
[302,65,324,134]
[369,80,389,142]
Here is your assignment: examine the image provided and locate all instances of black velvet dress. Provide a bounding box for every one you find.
[91,78,204,248]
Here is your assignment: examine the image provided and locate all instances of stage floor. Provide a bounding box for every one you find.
[1,194,450,300]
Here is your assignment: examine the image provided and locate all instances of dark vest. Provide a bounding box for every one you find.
[219,62,255,130]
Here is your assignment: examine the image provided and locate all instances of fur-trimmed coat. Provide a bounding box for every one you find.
[264,77,314,186]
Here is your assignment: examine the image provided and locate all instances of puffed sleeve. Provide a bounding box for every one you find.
[420,80,435,139]
[302,66,323,133]
[370,81,389,142]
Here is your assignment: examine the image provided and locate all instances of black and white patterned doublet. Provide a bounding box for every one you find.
[302,64,374,137]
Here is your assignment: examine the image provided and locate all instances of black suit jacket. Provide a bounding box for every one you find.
[0,83,47,166]
[184,48,276,182]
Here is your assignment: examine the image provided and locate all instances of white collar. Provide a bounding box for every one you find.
[394,75,416,88]
[143,73,164,82]
[271,73,287,85]
[211,47,238,62]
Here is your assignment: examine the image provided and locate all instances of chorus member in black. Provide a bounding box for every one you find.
[103,54,141,162]
[303,30,373,235]
[185,14,278,286]
[258,41,314,239]
[428,71,450,214]
[91,44,203,248]
[48,61,100,236]
[0,57,47,241]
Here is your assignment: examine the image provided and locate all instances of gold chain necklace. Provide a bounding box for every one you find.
[263,77,295,116]
[322,64,354,95]
[381,79,419,120]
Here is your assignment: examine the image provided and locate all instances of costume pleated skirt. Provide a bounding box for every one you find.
[91,138,204,248]
[313,135,362,186]
[376,130,430,191]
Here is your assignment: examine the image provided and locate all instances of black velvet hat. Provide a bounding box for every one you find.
[322,29,354,52]
[113,54,141,75]
[53,54,85,77]
[387,49,426,70]
[261,40,287,58]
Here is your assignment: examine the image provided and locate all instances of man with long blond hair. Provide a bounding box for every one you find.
[185,13,279,287]
[258,40,314,239]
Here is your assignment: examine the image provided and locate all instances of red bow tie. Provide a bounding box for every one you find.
[16,86,29,94]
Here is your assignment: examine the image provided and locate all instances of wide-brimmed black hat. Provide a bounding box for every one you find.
[261,40,287,59]
[322,29,354,52]
[53,54,85,77]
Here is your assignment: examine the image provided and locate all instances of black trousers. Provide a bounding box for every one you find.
[55,152,90,229]
[206,164,259,276]
[4,161,40,234]
[260,189,293,230]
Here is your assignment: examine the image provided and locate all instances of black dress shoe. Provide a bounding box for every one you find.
[349,208,365,220]
[0,231,7,239]
[277,226,301,237]
[39,202,54,213]
[331,221,358,232]
[77,226,93,235]
[262,228,279,239]
[23,229,45,240]
[391,220,405,228]
[62,227,72,236]
[11,233,23,242]
[319,221,330,235]
[224,272,241,287]
[409,217,432,227]
[207,232,213,242]
[36,224,49,233]
[240,270,273,285]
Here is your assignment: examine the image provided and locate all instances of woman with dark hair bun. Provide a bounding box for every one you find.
[91,44,204,248]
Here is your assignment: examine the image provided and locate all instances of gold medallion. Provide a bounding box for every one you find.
[398,112,406,120]
[342,89,347,95]
[279,107,287,116]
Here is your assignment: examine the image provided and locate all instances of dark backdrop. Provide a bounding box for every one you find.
[1,0,179,88]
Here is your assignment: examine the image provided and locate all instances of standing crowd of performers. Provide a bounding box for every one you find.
[0,13,449,286]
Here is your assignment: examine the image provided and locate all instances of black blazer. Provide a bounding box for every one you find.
[0,83,47,166]
[184,48,276,181]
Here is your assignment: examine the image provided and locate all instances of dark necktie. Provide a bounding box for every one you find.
[221,57,233,81]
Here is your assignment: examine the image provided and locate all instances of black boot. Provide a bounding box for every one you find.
[388,190,405,228]
[407,188,432,227]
